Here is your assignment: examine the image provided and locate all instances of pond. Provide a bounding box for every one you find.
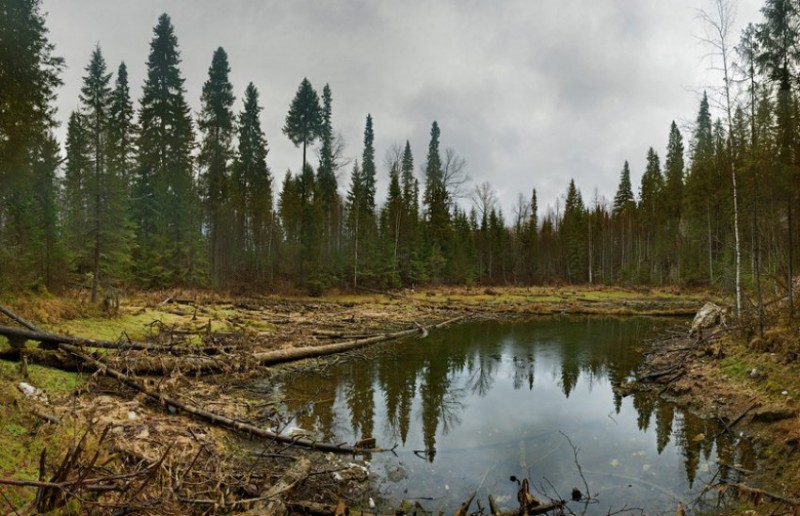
[272,318,755,514]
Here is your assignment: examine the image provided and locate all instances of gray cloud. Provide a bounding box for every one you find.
[44,0,762,218]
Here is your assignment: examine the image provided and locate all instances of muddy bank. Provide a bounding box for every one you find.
[624,321,800,514]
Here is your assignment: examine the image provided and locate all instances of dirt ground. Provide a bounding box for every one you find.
[1,286,797,514]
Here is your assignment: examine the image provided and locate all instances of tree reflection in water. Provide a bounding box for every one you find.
[277,318,757,509]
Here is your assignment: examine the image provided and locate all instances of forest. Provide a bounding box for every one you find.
[1,0,798,318]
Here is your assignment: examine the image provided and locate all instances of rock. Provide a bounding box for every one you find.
[689,302,725,337]
[18,381,48,403]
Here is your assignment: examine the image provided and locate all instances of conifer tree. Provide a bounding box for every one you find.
[423,121,450,281]
[562,179,586,282]
[317,84,339,267]
[198,47,235,284]
[135,13,200,285]
[664,121,685,282]
[233,82,272,281]
[108,62,136,197]
[686,92,716,283]
[346,160,364,286]
[79,45,113,301]
[283,78,322,174]
[0,0,63,288]
[64,111,91,273]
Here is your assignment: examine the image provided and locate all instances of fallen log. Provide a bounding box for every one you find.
[252,314,469,366]
[5,314,469,376]
[0,324,229,354]
[60,344,382,455]
[0,304,40,331]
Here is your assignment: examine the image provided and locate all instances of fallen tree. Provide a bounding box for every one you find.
[59,344,385,455]
[0,324,230,354]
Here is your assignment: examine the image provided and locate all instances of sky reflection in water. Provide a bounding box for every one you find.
[276,318,755,514]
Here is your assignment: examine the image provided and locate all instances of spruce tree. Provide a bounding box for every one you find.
[108,62,136,197]
[79,45,113,301]
[283,78,322,174]
[233,82,272,281]
[347,160,364,287]
[686,92,716,283]
[317,84,339,268]
[0,0,63,288]
[135,13,200,285]
[64,111,91,273]
[423,121,450,281]
[198,47,235,284]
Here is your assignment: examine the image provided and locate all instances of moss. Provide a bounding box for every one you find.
[720,357,752,381]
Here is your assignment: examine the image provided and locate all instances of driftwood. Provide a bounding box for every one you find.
[60,344,383,455]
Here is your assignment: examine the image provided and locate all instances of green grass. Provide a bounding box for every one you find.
[720,356,753,381]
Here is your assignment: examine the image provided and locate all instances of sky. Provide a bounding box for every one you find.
[43,0,763,218]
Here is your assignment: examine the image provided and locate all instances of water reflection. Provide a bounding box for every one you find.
[274,318,755,512]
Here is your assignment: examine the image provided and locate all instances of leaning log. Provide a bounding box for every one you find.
[0,304,40,331]
[59,344,382,455]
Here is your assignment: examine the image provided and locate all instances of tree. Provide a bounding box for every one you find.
[686,92,716,283]
[134,13,200,285]
[283,78,322,174]
[317,84,339,268]
[346,160,364,287]
[700,0,743,316]
[664,121,685,282]
[107,62,136,197]
[0,0,63,289]
[198,47,235,284]
[233,82,272,282]
[562,179,586,283]
[613,161,636,277]
[79,45,112,301]
[757,0,799,315]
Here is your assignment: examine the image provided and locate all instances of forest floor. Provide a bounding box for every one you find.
[0,285,797,514]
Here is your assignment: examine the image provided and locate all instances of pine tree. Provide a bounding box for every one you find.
[135,13,200,286]
[198,47,235,284]
[283,78,322,174]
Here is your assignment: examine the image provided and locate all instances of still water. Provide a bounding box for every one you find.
[274,318,754,514]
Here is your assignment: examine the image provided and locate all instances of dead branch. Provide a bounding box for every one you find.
[721,482,800,506]
[60,343,382,455]
[0,304,40,331]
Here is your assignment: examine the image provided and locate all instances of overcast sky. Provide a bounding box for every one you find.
[44,0,762,218]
